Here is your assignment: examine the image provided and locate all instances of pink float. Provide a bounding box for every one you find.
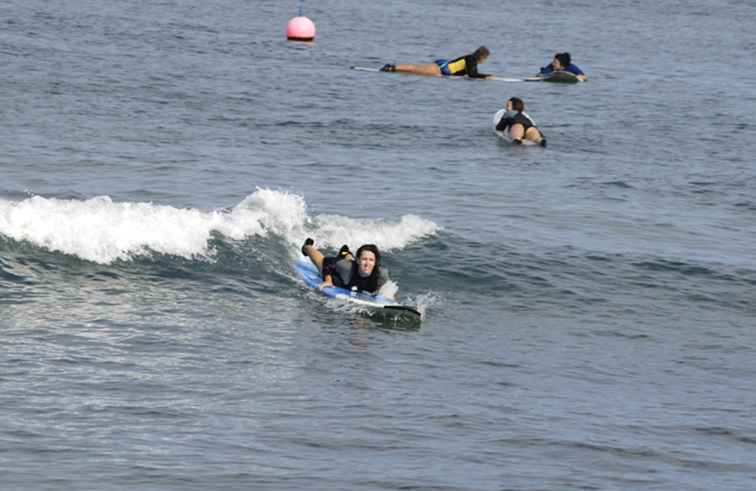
[286,16,316,42]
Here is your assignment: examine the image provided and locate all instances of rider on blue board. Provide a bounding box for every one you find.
[496,97,546,146]
[538,52,587,81]
[379,46,492,79]
[301,238,390,294]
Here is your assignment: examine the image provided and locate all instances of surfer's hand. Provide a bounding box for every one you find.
[318,280,333,290]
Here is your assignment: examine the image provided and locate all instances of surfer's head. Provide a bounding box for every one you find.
[506,97,524,113]
[355,244,380,277]
[473,46,490,63]
[553,52,571,70]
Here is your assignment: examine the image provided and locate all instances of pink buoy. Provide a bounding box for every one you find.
[286,16,316,42]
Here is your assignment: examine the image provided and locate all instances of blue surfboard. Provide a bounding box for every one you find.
[294,258,422,319]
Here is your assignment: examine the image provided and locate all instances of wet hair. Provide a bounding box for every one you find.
[473,46,490,62]
[555,52,571,67]
[356,244,381,266]
[508,97,524,113]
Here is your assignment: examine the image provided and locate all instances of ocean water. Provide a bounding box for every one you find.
[2,0,756,489]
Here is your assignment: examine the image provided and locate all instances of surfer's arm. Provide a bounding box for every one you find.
[378,267,389,288]
[465,55,491,79]
[539,63,554,76]
[469,71,492,79]
[496,116,514,131]
[567,64,587,81]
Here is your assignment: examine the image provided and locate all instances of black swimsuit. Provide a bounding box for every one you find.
[321,256,351,288]
[496,112,536,132]
[323,259,387,294]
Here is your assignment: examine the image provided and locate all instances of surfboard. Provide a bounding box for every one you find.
[294,258,422,320]
[492,109,539,146]
[489,76,528,83]
[350,66,525,82]
[350,66,382,73]
[533,71,581,83]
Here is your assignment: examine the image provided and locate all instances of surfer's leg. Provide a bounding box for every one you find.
[525,126,544,144]
[393,63,443,76]
[302,242,326,274]
[509,123,525,142]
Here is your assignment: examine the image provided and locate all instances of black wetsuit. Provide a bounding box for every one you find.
[321,256,351,288]
[322,257,389,294]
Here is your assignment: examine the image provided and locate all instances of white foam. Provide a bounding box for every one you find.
[378,280,399,300]
[0,188,440,264]
[412,292,441,319]
[307,213,440,253]
[234,188,308,237]
[234,188,441,256]
[0,195,265,263]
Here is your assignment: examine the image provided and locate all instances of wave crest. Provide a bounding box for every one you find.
[0,188,439,264]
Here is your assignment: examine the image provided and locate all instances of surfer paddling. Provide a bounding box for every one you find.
[536,52,587,81]
[380,46,493,79]
[301,238,390,294]
[495,97,546,146]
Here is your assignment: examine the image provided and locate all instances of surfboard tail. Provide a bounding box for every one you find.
[383,304,422,317]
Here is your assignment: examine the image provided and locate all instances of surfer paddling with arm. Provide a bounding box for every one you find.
[380,46,493,79]
[537,52,587,81]
[301,238,390,295]
[495,97,547,146]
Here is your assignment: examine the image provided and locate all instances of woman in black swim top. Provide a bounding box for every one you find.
[301,239,390,294]
[496,97,546,146]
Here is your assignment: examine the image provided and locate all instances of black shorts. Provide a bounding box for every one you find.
[322,256,349,288]
[509,113,534,131]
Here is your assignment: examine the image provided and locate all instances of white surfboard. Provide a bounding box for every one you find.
[350,66,525,82]
[350,66,382,73]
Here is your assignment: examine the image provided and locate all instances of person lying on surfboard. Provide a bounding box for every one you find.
[537,52,587,81]
[495,97,547,146]
[301,238,390,294]
[379,46,492,79]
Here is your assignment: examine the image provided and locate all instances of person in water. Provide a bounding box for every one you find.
[538,52,587,81]
[301,238,390,295]
[380,46,492,79]
[495,97,546,146]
